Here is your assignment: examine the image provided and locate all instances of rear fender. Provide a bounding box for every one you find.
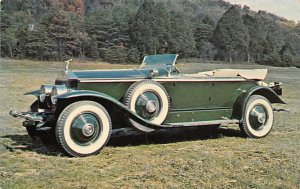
[55,90,161,129]
[232,86,286,120]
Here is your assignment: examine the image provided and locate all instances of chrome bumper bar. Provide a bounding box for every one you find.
[9,110,54,128]
[9,110,44,122]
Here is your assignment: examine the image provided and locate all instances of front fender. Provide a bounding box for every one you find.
[232,86,286,120]
[55,90,162,129]
[24,90,40,97]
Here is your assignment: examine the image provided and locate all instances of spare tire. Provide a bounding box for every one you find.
[124,80,170,132]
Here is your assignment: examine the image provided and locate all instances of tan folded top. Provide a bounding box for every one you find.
[213,69,268,80]
[184,69,268,80]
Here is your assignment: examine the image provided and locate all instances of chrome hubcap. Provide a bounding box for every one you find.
[249,105,268,130]
[82,124,95,137]
[135,91,161,120]
[257,113,266,124]
[71,113,102,145]
[145,100,156,113]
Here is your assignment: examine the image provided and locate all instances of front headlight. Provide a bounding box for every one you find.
[40,85,54,103]
[51,85,68,104]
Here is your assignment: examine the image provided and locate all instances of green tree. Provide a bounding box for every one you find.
[194,15,215,59]
[26,25,55,60]
[86,8,132,62]
[169,11,196,57]
[243,14,266,62]
[279,42,296,66]
[48,10,75,60]
[130,0,170,56]
[86,37,99,59]
[284,27,300,67]
[0,2,31,58]
[212,6,249,62]
[1,28,18,57]
[130,0,158,55]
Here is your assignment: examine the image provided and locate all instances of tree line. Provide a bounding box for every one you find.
[1,0,300,67]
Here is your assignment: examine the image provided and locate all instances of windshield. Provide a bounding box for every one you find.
[140,54,178,68]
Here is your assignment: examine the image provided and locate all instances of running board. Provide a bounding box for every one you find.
[164,119,240,128]
[273,108,289,112]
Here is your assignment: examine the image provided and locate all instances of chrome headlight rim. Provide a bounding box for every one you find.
[50,85,68,105]
[40,85,54,103]
[39,93,46,103]
[51,95,58,105]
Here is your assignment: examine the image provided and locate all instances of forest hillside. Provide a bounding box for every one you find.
[1,0,300,67]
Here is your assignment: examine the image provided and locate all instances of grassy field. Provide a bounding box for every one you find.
[0,58,299,189]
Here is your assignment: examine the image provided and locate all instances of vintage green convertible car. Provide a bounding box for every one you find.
[10,54,285,157]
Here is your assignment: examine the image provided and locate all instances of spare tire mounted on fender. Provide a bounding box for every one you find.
[124,80,170,132]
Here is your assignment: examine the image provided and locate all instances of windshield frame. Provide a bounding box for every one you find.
[140,54,179,69]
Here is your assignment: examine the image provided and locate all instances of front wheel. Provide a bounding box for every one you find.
[239,95,274,138]
[56,101,112,157]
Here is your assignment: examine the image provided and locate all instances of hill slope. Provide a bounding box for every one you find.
[0,0,299,67]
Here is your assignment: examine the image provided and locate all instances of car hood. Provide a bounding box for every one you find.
[67,69,152,81]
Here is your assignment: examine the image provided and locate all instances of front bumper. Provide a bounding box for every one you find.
[9,110,54,128]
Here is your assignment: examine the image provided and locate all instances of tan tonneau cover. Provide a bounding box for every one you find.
[185,69,268,80]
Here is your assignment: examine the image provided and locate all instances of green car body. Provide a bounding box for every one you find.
[55,54,283,128]
[10,54,285,157]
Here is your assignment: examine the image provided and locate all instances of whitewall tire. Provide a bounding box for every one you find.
[56,101,112,157]
[124,80,170,132]
[240,95,274,138]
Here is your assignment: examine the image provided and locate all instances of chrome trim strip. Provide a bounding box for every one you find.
[170,107,232,112]
[80,79,142,83]
[79,78,247,83]
[72,68,136,72]
[165,119,239,127]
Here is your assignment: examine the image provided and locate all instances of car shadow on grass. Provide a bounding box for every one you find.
[1,126,244,156]
[108,126,244,147]
[1,132,63,156]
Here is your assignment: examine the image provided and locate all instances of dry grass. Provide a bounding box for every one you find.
[0,58,299,189]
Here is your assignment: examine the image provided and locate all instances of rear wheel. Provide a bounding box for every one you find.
[239,95,274,138]
[124,80,170,132]
[56,101,112,157]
